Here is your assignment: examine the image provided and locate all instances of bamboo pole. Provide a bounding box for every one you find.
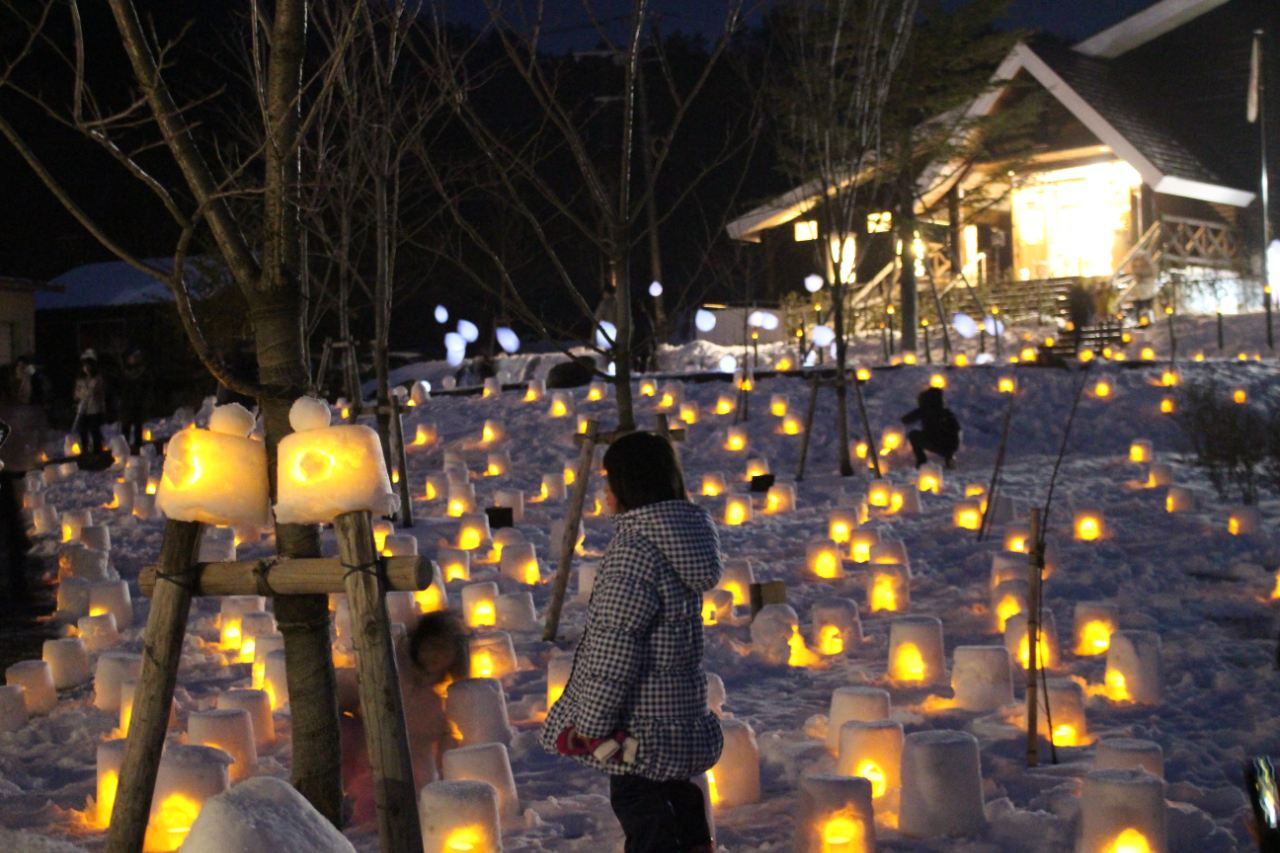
[334,511,422,853]
[1026,508,1043,768]
[104,519,204,853]
[977,397,1016,542]
[137,555,431,598]
[852,369,882,478]
[390,392,414,528]
[794,371,821,482]
[543,419,599,641]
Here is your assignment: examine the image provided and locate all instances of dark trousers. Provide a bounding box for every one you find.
[907,428,955,467]
[79,413,105,456]
[609,774,712,853]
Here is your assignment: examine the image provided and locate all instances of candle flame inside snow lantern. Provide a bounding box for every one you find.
[724,495,752,525]
[715,394,735,415]
[954,501,982,530]
[725,426,748,451]
[867,479,892,508]
[806,539,843,579]
[766,484,796,514]
[887,616,944,684]
[917,464,943,494]
[1074,509,1105,541]
[770,395,788,417]
[1073,602,1118,656]
[1129,440,1151,463]
[155,404,270,527]
[829,508,859,543]
[702,472,726,497]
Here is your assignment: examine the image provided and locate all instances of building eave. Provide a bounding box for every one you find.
[1073,0,1232,60]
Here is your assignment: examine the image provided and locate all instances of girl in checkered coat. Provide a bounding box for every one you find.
[540,431,723,853]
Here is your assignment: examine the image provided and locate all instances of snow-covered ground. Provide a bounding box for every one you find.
[5,312,1280,852]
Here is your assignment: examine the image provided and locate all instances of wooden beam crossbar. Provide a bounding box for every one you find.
[137,555,433,598]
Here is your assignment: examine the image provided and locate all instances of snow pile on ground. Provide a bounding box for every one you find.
[7,315,1280,851]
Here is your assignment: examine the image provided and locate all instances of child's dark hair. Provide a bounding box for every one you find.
[602,431,686,512]
[408,609,469,682]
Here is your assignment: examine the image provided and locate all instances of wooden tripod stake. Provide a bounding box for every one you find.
[1026,508,1044,767]
[390,393,413,528]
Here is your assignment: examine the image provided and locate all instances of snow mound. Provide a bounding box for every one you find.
[179,776,356,853]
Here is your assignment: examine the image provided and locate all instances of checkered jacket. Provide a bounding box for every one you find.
[540,499,724,780]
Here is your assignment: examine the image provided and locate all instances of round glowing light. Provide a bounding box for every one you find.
[760,312,779,330]
[748,311,767,327]
[496,327,520,353]
[457,319,479,343]
[718,355,738,373]
[596,320,617,348]
[607,362,616,376]
[445,332,465,351]
[953,313,979,339]
[811,324,835,347]
[804,274,824,293]
[695,310,717,332]
[983,316,1004,336]
[434,304,449,323]
[649,281,663,297]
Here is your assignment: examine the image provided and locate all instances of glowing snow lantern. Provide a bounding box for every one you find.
[1079,770,1166,853]
[725,426,748,451]
[1074,508,1105,541]
[950,645,1014,711]
[440,743,520,828]
[796,775,877,853]
[1235,387,1249,403]
[447,484,477,517]
[462,583,499,628]
[539,472,567,502]
[1161,369,1178,387]
[1165,486,1195,513]
[1094,379,1112,398]
[1146,464,1173,488]
[679,401,700,425]
[765,484,796,514]
[586,380,607,402]
[1103,631,1162,704]
[723,494,752,526]
[770,395,789,417]
[547,391,573,418]
[143,744,232,852]
[879,426,904,455]
[485,452,511,477]
[991,580,1027,632]
[848,529,879,565]
[522,379,546,404]
[639,379,657,397]
[188,709,256,783]
[708,719,760,807]
[998,376,1016,393]
[887,616,944,684]
[714,393,735,415]
[702,589,733,625]
[1129,440,1152,463]
[1038,678,1088,747]
[1073,602,1118,656]
[744,457,770,482]
[372,520,394,553]
[806,539,843,579]
[953,500,982,530]
[717,559,754,606]
[437,548,471,584]
[835,717,903,802]
[469,632,518,680]
[95,739,126,828]
[482,377,501,398]
[261,650,289,711]
[866,479,892,508]
[1000,522,1030,554]
[1004,611,1061,670]
[917,463,943,494]
[1094,738,1164,778]
[153,405,271,528]
[273,397,398,525]
[480,419,505,444]
[1160,397,1174,414]
[828,508,858,543]
[546,655,574,711]
[419,779,502,853]
[1229,505,1260,535]
[781,413,803,435]
[500,542,541,586]
[217,689,275,749]
[898,730,986,838]
[702,472,726,496]
[493,488,525,524]
[456,514,492,551]
[811,598,861,656]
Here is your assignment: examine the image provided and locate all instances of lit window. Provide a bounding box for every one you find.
[794,220,818,241]
[867,212,893,233]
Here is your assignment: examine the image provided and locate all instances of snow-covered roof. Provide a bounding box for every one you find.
[37,259,179,310]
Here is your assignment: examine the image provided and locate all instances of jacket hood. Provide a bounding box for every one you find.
[613,500,722,592]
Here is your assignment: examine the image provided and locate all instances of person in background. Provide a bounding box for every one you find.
[73,350,106,456]
[540,431,722,853]
[119,349,154,450]
[902,386,961,469]
[10,355,44,406]
[546,355,597,389]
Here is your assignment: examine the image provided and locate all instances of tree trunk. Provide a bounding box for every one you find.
[374,166,393,475]
[612,250,637,431]
[898,183,919,353]
[832,275,854,477]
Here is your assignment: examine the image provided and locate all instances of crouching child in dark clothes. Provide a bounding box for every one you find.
[538,431,723,853]
[901,386,962,468]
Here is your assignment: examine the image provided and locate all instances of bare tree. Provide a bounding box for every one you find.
[0,0,364,824]
[769,0,918,475]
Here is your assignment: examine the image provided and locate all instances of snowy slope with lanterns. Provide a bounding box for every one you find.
[5,316,1280,851]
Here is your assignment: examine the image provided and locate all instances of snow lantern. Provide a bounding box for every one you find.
[448,484,477,517]
[441,743,520,827]
[708,719,760,808]
[885,485,920,515]
[749,604,802,666]
[990,552,1024,589]
[898,731,987,838]
[880,426,904,455]
[765,484,796,514]
[43,637,90,689]
[1001,522,1030,553]
[499,542,540,586]
[262,650,289,711]
[456,513,491,551]
[848,529,880,564]
[5,660,56,715]
[866,564,909,613]
[547,655,574,710]
[796,775,877,853]
[493,488,525,523]
[1079,769,1167,853]
[1165,486,1195,513]
[826,687,889,753]
[188,709,257,783]
[717,559,753,606]
[539,472,567,502]
[414,572,449,616]
[744,457,770,482]
[496,593,539,633]
[991,580,1028,632]
[917,464,943,495]
[714,393,735,415]
[866,479,892,508]
[251,636,284,690]
[1129,440,1152,463]
[62,508,92,543]
[1146,463,1173,488]
[79,613,120,652]
[780,413,804,435]
[806,539,843,580]
[93,650,140,712]
[155,405,269,528]
[219,596,266,652]
[111,481,137,514]
[482,377,501,399]
[828,508,859,544]
[701,472,726,497]
[998,376,1016,393]
[586,380,607,402]
[418,780,502,853]
[484,452,511,477]
[1038,678,1088,746]
[810,598,861,655]
[445,678,513,747]
[469,632,517,679]
[950,644,1013,715]
[1104,630,1162,704]
[1094,738,1164,778]
[480,419,505,444]
[1004,611,1061,670]
[769,395,789,417]
[679,401,700,425]
[836,718,903,805]
[953,500,982,530]
[725,426,748,452]
[547,391,574,418]
[723,494,752,526]
[274,398,398,525]
[1229,505,1260,535]
[1074,508,1105,541]
[133,493,158,520]
[437,547,471,583]
[1073,601,1119,656]
[1094,379,1112,398]
[57,576,91,621]
[887,616,944,684]
[33,504,59,536]
[702,589,733,625]
[144,744,232,852]
[414,423,439,447]
[216,689,275,749]
[383,534,418,557]
[462,583,499,628]
[639,379,657,397]
[524,379,546,403]
[96,738,126,828]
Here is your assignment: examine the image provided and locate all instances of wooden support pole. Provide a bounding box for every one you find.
[544,419,599,642]
[852,369,882,478]
[977,398,1016,542]
[794,371,821,482]
[390,393,414,528]
[104,519,204,853]
[137,555,432,598]
[1026,508,1043,768]
[334,510,423,853]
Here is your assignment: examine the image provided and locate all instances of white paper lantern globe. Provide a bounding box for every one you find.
[760,312,780,330]
[812,325,835,348]
[434,304,449,323]
[695,309,717,332]
[804,274,824,293]
[457,319,480,343]
[155,407,270,528]
[718,354,738,373]
[952,313,979,339]
[275,398,399,525]
[596,320,617,349]
[649,281,663,297]
[495,327,520,353]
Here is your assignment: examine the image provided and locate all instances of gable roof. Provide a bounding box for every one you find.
[38,260,176,310]
[1074,0,1232,59]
